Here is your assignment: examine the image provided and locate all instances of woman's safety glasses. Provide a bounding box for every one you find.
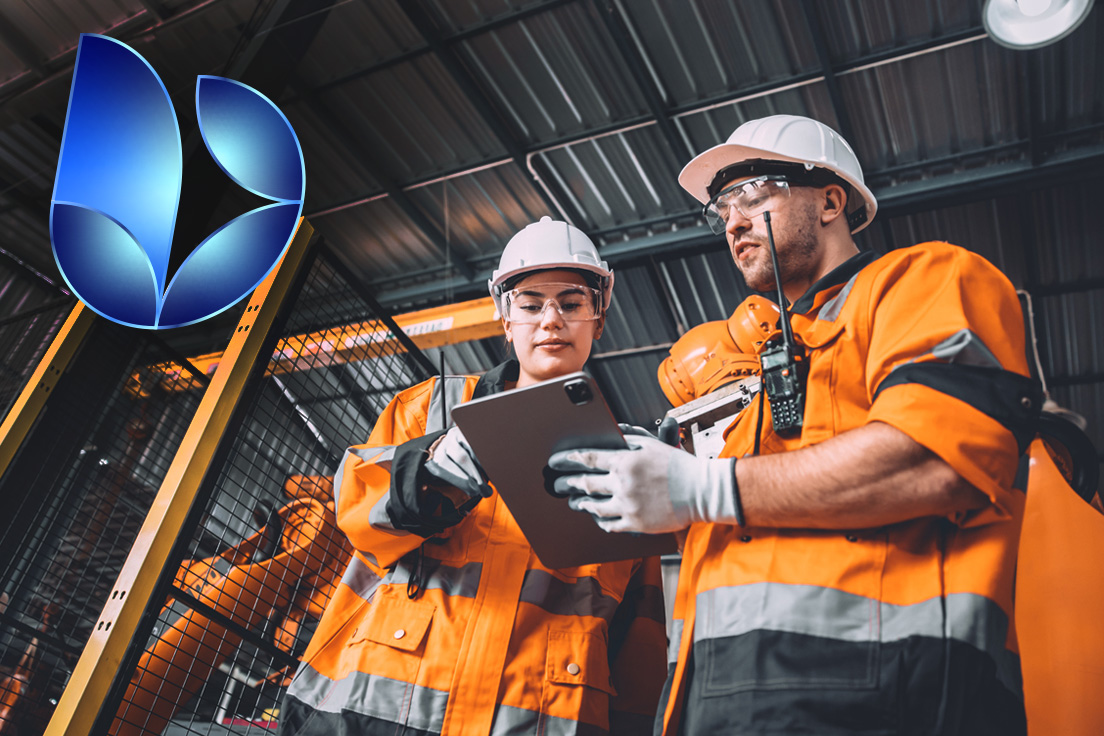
[703,176,791,235]
[502,283,602,324]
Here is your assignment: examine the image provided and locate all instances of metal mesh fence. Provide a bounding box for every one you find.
[0,298,75,423]
[106,245,432,735]
[0,318,212,735]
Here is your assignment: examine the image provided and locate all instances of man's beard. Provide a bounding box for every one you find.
[736,200,820,293]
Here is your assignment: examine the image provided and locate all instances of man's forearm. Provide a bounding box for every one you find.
[736,421,989,529]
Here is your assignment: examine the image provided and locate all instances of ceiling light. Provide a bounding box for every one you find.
[983,0,1096,49]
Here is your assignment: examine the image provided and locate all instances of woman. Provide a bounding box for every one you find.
[279,217,667,736]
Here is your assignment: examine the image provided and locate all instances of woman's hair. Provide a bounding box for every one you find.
[500,267,602,293]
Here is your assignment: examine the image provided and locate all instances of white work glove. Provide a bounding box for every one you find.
[547,435,742,534]
[423,425,492,499]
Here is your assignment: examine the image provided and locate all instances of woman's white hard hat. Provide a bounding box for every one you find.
[489,216,614,313]
[678,114,878,233]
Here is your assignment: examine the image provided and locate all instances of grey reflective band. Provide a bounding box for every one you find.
[920,328,1003,369]
[667,619,684,665]
[695,583,1021,697]
[333,444,394,510]
[426,376,470,434]
[385,557,484,600]
[341,553,382,600]
[518,568,621,621]
[817,270,861,322]
[286,664,450,734]
[490,703,607,736]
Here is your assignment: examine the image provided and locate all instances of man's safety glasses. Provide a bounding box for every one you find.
[703,176,791,235]
[501,283,602,324]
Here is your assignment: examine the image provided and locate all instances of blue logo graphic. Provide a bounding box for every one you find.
[51,34,306,329]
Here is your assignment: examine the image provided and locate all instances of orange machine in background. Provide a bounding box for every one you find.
[110,475,350,736]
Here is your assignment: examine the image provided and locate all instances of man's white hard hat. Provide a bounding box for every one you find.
[678,114,878,233]
[489,216,614,314]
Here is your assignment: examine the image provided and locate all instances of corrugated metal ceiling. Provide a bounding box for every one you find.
[0,0,1100,477]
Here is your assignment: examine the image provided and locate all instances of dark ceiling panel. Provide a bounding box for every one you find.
[619,0,820,107]
[458,1,648,145]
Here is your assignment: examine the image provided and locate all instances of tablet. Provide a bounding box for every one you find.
[451,372,677,569]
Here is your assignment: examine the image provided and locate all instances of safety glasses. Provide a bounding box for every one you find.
[501,283,602,324]
[703,176,791,235]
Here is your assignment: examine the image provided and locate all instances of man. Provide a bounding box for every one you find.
[548,115,1040,734]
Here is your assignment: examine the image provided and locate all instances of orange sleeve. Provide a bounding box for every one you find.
[334,381,435,573]
[861,244,1036,527]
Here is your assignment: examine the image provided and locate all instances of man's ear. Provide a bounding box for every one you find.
[820,183,848,226]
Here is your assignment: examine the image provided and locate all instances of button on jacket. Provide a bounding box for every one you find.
[280,361,667,736]
[660,243,1038,735]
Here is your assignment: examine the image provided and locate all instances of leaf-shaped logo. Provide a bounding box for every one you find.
[51,34,182,328]
[50,36,307,329]
[160,77,305,328]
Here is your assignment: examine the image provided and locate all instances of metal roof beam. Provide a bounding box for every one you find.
[0,0,231,108]
[281,0,577,104]
[397,0,583,225]
[306,26,988,219]
[592,0,691,162]
[799,0,856,143]
[370,145,1104,307]
[0,8,47,80]
[135,0,168,21]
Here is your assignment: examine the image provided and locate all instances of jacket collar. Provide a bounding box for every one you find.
[472,359,520,399]
[790,250,878,315]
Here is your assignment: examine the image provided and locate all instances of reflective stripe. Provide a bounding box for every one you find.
[427,376,470,434]
[695,583,1021,697]
[667,619,683,665]
[913,328,1002,369]
[387,557,483,599]
[333,445,394,511]
[286,663,449,734]
[818,270,861,322]
[340,553,382,600]
[519,569,620,621]
[490,703,607,736]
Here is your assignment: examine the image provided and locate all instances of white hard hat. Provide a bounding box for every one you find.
[678,114,877,233]
[489,216,614,313]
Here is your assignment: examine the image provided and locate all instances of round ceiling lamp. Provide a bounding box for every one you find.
[983,0,1096,49]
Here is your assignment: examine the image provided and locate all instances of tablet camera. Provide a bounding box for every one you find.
[563,379,593,406]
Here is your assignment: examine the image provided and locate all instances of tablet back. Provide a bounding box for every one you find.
[451,372,676,568]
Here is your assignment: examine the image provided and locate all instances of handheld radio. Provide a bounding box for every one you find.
[758,210,807,436]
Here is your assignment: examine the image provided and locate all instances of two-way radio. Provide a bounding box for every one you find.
[757,209,807,436]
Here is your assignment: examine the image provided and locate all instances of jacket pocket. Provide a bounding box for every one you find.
[350,587,435,653]
[541,629,616,731]
[345,585,436,695]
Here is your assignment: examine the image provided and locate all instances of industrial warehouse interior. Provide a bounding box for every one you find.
[0,0,1102,734]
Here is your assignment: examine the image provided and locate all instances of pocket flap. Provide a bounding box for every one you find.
[546,629,616,695]
[350,593,435,653]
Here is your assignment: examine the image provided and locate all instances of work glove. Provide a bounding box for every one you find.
[547,433,741,534]
[423,425,492,500]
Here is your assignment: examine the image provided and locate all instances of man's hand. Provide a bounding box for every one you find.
[546,435,740,534]
[424,425,492,499]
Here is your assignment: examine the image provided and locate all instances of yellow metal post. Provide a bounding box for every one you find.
[0,302,93,477]
[44,219,315,736]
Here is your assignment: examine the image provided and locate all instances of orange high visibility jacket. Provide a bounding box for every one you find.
[660,244,1040,735]
[280,361,667,736]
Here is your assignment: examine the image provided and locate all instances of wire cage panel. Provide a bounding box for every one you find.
[0,299,74,424]
[105,245,433,736]
[0,319,212,736]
